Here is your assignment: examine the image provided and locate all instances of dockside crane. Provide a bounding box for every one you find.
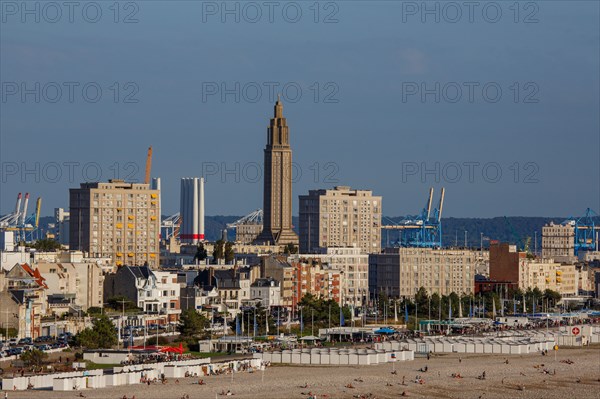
[382,187,445,248]
[564,208,599,254]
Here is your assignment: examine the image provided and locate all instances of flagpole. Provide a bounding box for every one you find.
[265,308,269,335]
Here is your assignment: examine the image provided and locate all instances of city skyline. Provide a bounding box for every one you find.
[1,2,599,218]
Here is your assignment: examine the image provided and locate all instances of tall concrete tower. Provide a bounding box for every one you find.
[180,177,205,244]
[254,97,299,246]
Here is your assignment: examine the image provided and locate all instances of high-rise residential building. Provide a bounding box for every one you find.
[254,98,298,246]
[299,247,369,307]
[541,222,576,263]
[368,247,476,298]
[299,186,382,254]
[69,180,160,268]
[54,208,70,246]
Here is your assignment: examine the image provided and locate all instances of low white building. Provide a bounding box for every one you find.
[250,278,281,308]
[104,266,181,323]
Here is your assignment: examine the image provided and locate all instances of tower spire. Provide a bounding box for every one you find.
[254,99,298,247]
[274,94,283,118]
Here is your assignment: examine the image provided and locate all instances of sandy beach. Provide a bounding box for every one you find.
[4,348,600,399]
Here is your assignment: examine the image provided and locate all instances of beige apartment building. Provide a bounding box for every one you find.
[542,222,576,263]
[236,223,263,244]
[69,180,160,268]
[299,186,382,254]
[369,247,476,298]
[298,247,369,308]
[36,262,104,311]
[518,259,577,297]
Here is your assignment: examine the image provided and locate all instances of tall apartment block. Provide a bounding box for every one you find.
[541,222,576,263]
[69,179,160,268]
[299,186,382,254]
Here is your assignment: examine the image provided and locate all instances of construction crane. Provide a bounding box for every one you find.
[0,193,42,242]
[144,146,153,184]
[161,212,181,240]
[564,208,599,254]
[226,209,263,229]
[382,187,445,248]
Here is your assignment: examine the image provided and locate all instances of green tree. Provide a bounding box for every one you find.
[29,238,62,252]
[178,309,210,338]
[224,241,235,264]
[75,315,118,349]
[194,243,208,262]
[106,296,138,312]
[415,287,429,314]
[20,348,48,367]
[430,293,441,318]
[87,306,102,315]
[212,239,225,263]
[543,289,561,309]
[283,243,298,254]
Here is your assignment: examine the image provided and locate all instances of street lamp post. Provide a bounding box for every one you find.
[117,299,127,350]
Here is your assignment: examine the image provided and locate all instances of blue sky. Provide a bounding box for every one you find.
[1,1,599,218]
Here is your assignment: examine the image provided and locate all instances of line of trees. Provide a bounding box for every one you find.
[376,286,562,321]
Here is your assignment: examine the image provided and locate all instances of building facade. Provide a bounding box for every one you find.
[69,180,160,268]
[294,258,341,307]
[489,242,525,283]
[103,265,180,323]
[541,222,576,263]
[254,99,299,246]
[261,256,294,308]
[299,247,369,307]
[368,247,476,299]
[36,262,104,311]
[236,223,263,244]
[250,278,281,308]
[299,186,382,254]
[518,259,577,297]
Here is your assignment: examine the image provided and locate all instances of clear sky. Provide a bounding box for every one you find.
[1,1,599,218]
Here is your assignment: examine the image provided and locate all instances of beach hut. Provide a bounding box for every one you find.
[453,342,466,353]
[301,350,311,364]
[53,377,72,391]
[291,349,302,364]
[282,350,292,363]
[272,350,282,363]
[339,350,349,365]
